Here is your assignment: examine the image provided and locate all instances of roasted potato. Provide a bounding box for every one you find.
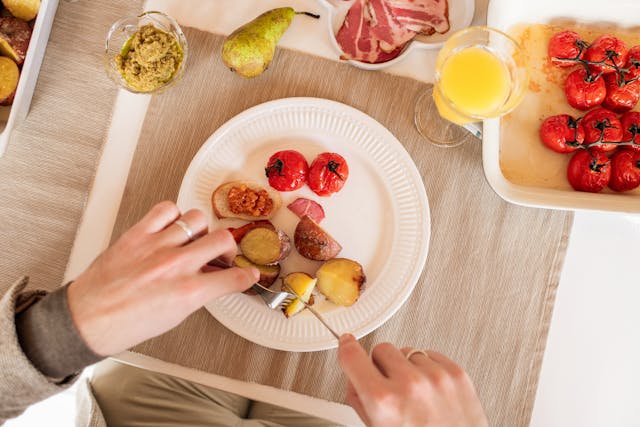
[0,16,31,65]
[239,227,291,265]
[0,56,18,106]
[233,255,280,288]
[316,258,365,307]
[228,220,274,243]
[2,0,40,21]
[294,215,342,261]
[281,272,316,318]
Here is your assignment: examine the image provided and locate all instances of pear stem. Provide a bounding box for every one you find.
[296,11,320,19]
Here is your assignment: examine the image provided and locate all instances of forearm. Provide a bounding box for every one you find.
[0,277,102,423]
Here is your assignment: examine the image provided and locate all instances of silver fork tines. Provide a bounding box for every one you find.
[252,283,341,339]
[252,283,295,309]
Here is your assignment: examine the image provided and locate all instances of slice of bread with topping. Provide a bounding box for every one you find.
[212,180,281,221]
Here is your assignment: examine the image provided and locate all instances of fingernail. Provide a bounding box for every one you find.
[339,333,355,344]
[248,267,260,281]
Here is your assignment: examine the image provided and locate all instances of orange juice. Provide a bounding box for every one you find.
[434,46,511,124]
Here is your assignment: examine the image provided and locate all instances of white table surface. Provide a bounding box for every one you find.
[64,1,640,425]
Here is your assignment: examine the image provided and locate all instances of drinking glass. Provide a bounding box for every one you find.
[415,26,528,147]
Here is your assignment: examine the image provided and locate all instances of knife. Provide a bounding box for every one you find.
[282,281,341,340]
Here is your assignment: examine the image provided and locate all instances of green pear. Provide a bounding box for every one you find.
[222,7,296,78]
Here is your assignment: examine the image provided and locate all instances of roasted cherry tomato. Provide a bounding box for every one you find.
[539,114,585,153]
[264,150,308,191]
[307,152,349,196]
[624,46,640,79]
[564,68,606,110]
[584,35,629,74]
[620,111,640,152]
[567,149,611,192]
[601,72,640,113]
[609,148,640,192]
[582,108,622,152]
[548,30,588,67]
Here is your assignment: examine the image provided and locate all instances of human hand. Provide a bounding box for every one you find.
[338,335,488,427]
[67,201,259,356]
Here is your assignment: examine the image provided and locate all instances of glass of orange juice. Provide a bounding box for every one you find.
[415,26,528,147]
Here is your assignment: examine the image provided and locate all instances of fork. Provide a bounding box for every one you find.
[207,258,341,339]
[251,283,295,309]
[253,282,341,339]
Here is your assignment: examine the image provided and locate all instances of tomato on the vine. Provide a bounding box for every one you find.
[625,45,640,79]
[609,148,640,192]
[567,149,611,193]
[548,30,588,66]
[584,35,629,74]
[539,114,584,153]
[264,150,309,191]
[564,68,606,110]
[601,72,640,113]
[307,152,349,196]
[581,108,622,152]
[620,111,640,152]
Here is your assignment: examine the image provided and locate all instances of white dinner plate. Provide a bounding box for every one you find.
[177,98,430,352]
[319,0,475,70]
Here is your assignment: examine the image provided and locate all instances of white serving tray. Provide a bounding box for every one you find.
[484,0,640,214]
[0,0,59,157]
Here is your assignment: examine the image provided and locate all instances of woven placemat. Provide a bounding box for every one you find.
[112,28,572,426]
[0,0,142,292]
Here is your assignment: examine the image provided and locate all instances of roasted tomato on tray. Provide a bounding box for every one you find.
[564,68,606,110]
[581,108,622,152]
[620,111,640,152]
[584,35,629,74]
[609,149,640,192]
[548,30,587,66]
[264,150,309,191]
[567,150,611,193]
[308,152,349,196]
[539,114,584,153]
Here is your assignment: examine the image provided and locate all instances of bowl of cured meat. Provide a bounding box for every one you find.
[319,0,474,69]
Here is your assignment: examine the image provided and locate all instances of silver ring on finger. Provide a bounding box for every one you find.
[174,219,195,241]
[405,349,429,362]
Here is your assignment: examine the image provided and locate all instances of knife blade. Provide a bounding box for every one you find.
[282,282,341,340]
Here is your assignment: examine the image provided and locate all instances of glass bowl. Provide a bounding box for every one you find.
[104,11,188,94]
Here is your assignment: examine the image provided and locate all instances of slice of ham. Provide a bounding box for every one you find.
[287,198,325,224]
[336,0,409,63]
[385,0,450,35]
[335,0,449,63]
[367,0,417,53]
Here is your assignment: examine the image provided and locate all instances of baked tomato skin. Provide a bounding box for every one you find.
[609,148,640,192]
[601,72,640,113]
[625,45,640,79]
[307,152,349,196]
[548,30,588,66]
[584,35,629,74]
[582,108,623,152]
[567,149,611,192]
[539,114,585,153]
[620,111,640,152]
[264,150,309,191]
[564,68,606,110]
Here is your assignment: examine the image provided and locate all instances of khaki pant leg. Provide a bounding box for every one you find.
[246,401,343,427]
[90,359,250,427]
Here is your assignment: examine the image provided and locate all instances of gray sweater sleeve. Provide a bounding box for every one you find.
[0,277,103,424]
[15,281,102,378]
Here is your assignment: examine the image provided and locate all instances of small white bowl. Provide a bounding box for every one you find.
[319,0,475,70]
